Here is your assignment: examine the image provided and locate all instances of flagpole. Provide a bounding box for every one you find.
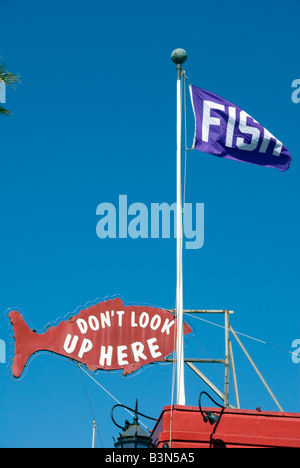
[171,48,187,406]
[92,420,96,448]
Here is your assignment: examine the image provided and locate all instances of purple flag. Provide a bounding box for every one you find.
[189,85,291,171]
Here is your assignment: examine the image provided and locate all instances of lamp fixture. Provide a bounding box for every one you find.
[198,391,225,425]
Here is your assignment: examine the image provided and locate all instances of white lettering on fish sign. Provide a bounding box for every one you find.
[88,316,99,331]
[147,338,162,359]
[63,334,79,353]
[63,334,163,367]
[76,310,175,335]
[78,338,93,358]
[100,311,111,328]
[98,338,162,368]
[130,311,175,334]
[117,345,128,366]
[65,308,178,368]
[76,312,116,334]
[160,318,175,335]
[99,345,113,367]
[131,341,147,362]
[63,335,93,359]
[116,310,125,326]
[131,339,162,362]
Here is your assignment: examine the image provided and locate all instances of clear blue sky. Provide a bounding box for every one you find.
[0,0,299,448]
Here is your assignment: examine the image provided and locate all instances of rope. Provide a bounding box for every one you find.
[183,69,188,210]
[78,364,151,432]
[182,71,194,210]
[78,364,104,447]
[187,314,295,356]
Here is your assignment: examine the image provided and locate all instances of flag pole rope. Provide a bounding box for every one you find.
[183,69,188,210]
[182,72,193,210]
[187,313,295,356]
[78,364,104,447]
[183,74,196,152]
[78,363,152,431]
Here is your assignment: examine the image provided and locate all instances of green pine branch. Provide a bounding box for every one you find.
[0,105,11,116]
[0,61,19,86]
[0,59,19,116]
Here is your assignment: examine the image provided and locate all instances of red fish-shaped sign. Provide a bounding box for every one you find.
[9,297,192,378]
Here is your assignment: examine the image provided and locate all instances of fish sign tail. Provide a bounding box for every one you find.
[9,310,41,378]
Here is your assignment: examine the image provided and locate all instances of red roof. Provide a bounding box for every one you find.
[151,405,300,448]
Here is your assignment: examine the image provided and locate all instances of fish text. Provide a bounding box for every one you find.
[203,100,284,156]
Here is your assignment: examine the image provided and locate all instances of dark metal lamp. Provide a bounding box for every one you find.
[199,391,225,425]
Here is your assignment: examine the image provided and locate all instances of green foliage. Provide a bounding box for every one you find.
[0,105,11,116]
[0,61,19,86]
[0,59,19,116]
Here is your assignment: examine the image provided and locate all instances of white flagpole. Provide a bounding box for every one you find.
[92,420,96,448]
[171,49,188,406]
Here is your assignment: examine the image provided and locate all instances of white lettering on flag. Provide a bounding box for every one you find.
[202,100,225,142]
[236,111,260,152]
[190,85,291,171]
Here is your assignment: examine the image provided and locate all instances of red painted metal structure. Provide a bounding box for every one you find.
[151,405,300,448]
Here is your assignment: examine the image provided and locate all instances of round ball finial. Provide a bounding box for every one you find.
[171,48,188,65]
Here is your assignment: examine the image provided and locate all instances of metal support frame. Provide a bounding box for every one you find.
[165,309,239,409]
[163,308,283,412]
[185,309,235,408]
[230,326,284,412]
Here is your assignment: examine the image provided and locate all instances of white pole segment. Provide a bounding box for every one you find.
[92,420,96,448]
[175,61,185,406]
[171,48,188,407]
